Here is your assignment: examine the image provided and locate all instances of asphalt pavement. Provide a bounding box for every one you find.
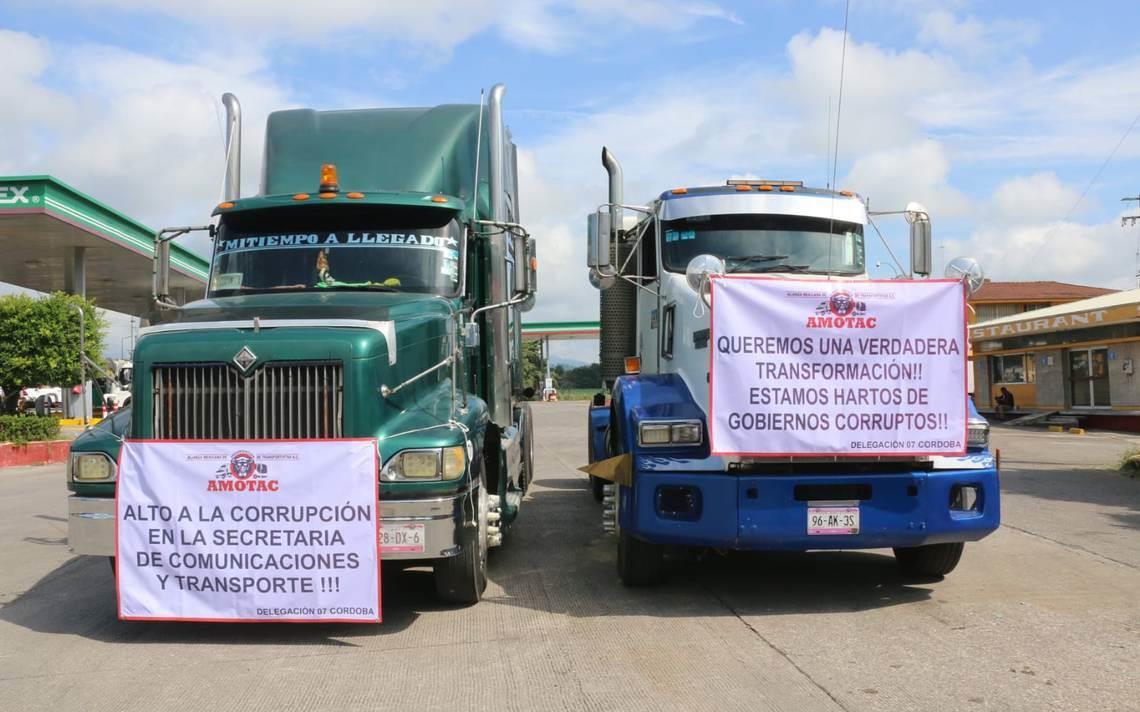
[1,403,1138,711]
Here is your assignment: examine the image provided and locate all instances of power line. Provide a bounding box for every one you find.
[1024,107,1140,265]
[830,0,850,192]
[826,0,851,277]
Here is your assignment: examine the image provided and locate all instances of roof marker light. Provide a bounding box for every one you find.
[758,185,773,191]
[735,184,752,191]
[346,192,365,199]
[318,192,337,200]
[670,188,688,195]
[840,190,855,197]
[431,195,449,203]
[780,185,795,192]
[217,201,235,209]
[319,164,339,193]
[624,356,641,374]
[293,193,310,201]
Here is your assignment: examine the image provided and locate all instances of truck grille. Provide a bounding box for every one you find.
[152,362,344,439]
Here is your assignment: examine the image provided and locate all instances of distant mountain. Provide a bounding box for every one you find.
[550,356,592,368]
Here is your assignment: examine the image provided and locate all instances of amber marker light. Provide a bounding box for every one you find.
[735,184,752,191]
[670,187,688,195]
[840,190,855,197]
[780,185,795,192]
[624,356,641,374]
[293,193,310,201]
[757,185,773,191]
[346,192,365,199]
[431,195,449,203]
[217,201,235,209]
[318,192,337,200]
[319,163,339,193]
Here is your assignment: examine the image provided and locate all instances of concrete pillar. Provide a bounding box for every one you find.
[64,246,87,297]
[63,247,91,421]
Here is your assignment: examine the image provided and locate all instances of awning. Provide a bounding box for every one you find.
[0,176,207,316]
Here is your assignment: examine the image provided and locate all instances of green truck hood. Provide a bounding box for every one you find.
[74,291,489,497]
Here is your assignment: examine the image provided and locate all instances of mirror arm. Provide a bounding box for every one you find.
[153,225,211,311]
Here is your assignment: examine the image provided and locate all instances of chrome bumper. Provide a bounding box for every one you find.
[68,496,115,556]
[68,491,471,560]
[379,491,471,560]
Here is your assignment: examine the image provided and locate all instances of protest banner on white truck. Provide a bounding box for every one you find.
[710,277,967,457]
[116,439,381,623]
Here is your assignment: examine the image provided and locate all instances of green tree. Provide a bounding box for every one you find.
[521,340,544,395]
[559,363,602,389]
[0,292,105,413]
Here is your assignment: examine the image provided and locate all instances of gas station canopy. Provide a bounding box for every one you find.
[522,321,599,341]
[0,176,207,316]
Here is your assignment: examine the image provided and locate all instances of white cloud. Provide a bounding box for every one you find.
[0,35,292,256]
[988,172,1086,225]
[44,0,740,54]
[5,14,1140,354]
[918,10,1039,58]
[936,172,1131,290]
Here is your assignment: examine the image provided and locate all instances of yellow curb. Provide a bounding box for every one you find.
[1068,427,1086,435]
[58,418,103,426]
[1047,425,1064,433]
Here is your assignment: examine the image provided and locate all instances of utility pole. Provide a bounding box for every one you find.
[1124,195,1140,287]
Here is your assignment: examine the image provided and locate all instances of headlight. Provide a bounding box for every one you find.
[638,419,703,447]
[967,420,990,449]
[73,453,114,481]
[381,446,466,482]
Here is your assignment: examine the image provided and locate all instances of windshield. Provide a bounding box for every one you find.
[660,214,864,275]
[209,205,463,297]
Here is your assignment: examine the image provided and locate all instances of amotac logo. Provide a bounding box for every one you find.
[806,290,878,329]
[207,451,280,492]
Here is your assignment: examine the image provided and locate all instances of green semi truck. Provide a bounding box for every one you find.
[67,84,537,603]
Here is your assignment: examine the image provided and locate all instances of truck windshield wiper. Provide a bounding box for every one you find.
[316,283,399,292]
[725,254,789,273]
[751,264,812,273]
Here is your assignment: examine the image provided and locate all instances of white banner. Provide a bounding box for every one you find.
[116,439,381,623]
[710,278,967,457]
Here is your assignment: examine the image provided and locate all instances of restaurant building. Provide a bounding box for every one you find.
[971,288,1140,426]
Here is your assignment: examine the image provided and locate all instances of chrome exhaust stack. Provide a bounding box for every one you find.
[221,92,242,201]
[602,146,623,228]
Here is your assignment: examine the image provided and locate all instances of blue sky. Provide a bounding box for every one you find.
[2,0,1140,361]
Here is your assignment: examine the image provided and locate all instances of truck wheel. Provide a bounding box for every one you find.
[590,475,606,502]
[617,529,665,587]
[893,542,964,577]
[520,403,534,493]
[433,474,489,604]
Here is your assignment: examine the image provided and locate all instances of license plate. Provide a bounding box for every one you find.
[807,505,860,535]
[380,523,425,553]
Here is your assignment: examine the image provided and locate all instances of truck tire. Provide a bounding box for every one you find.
[617,529,665,587]
[520,403,534,493]
[590,475,606,502]
[434,474,489,604]
[893,542,964,577]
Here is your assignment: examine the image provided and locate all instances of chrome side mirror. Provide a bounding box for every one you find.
[587,211,612,269]
[512,233,530,295]
[464,322,480,348]
[906,201,932,277]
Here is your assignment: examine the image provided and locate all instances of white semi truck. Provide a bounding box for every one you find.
[584,148,998,586]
